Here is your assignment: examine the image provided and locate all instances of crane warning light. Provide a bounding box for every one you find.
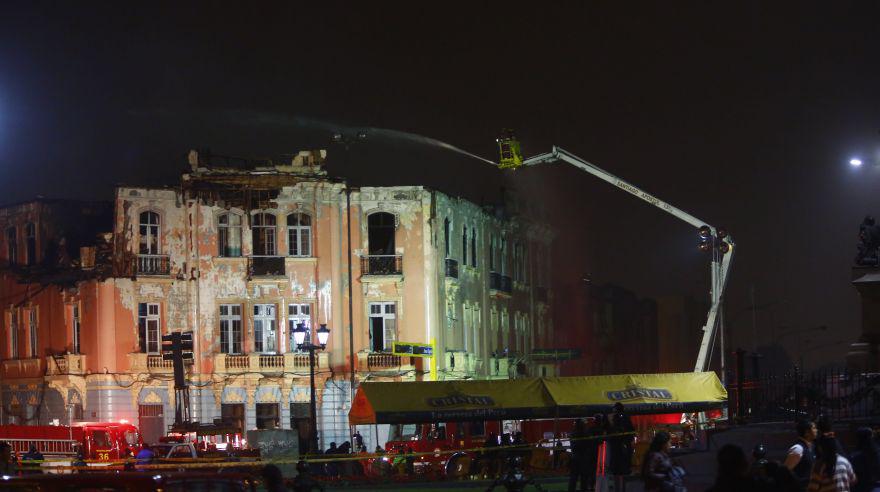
[497,129,523,170]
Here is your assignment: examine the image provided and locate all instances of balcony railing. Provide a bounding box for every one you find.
[47,354,87,375]
[127,354,193,373]
[444,258,459,279]
[248,256,286,277]
[360,255,403,275]
[137,254,170,276]
[1,358,43,379]
[359,352,404,370]
[489,272,513,294]
[214,352,328,374]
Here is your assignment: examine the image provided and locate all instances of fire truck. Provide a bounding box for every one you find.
[0,422,143,462]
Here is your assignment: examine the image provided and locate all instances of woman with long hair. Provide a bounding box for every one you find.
[808,436,856,492]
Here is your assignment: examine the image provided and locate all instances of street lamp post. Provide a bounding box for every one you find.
[293,323,330,454]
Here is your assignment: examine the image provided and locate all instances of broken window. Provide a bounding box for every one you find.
[6,227,17,265]
[218,213,242,257]
[287,213,312,257]
[369,302,396,352]
[253,304,277,353]
[219,304,242,354]
[138,211,160,255]
[25,223,36,266]
[252,213,276,256]
[288,304,311,351]
[138,302,161,354]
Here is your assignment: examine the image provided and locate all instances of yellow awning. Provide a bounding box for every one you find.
[349,378,556,425]
[543,372,727,416]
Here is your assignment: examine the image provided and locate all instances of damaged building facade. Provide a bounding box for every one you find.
[0,150,554,449]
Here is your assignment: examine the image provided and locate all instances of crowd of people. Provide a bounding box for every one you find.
[567,402,636,492]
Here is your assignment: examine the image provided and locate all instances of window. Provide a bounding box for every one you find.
[462,226,468,266]
[463,304,471,352]
[218,213,242,257]
[514,243,527,282]
[253,304,277,353]
[138,303,161,354]
[367,212,395,255]
[25,223,36,266]
[288,304,311,350]
[6,227,17,265]
[28,309,37,358]
[443,218,451,258]
[470,228,477,268]
[221,403,245,435]
[9,310,19,358]
[287,213,312,257]
[256,403,279,430]
[219,304,242,354]
[72,304,81,354]
[139,211,160,255]
[369,302,397,352]
[489,236,496,271]
[252,213,276,256]
[500,238,507,275]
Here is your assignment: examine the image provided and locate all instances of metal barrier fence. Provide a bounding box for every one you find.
[728,364,880,423]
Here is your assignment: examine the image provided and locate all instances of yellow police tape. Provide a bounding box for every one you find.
[19,431,637,472]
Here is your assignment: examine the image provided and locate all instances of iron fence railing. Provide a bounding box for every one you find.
[360,255,403,275]
[728,365,880,423]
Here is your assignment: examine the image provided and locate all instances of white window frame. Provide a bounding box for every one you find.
[138,211,160,255]
[9,309,19,359]
[28,308,37,358]
[286,213,312,257]
[218,213,243,258]
[253,304,277,354]
[368,302,397,352]
[139,303,161,354]
[288,303,312,351]
[72,304,81,355]
[251,213,277,256]
[219,304,243,354]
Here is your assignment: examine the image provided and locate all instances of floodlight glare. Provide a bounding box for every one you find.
[850,158,863,167]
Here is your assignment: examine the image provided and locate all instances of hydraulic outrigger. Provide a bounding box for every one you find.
[496,131,733,373]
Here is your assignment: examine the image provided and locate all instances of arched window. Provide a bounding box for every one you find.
[252,213,276,256]
[139,211,160,255]
[218,213,242,257]
[462,225,468,265]
[287,213,312,257]
[6,227,17,265]
[470,228,477,268]
[25,223,36,266]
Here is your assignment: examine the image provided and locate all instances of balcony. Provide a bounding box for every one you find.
[127,353,193,373]
[360,255,403,276]
[357,351,415,373]
[0,358,43,379]
[137,254,170,276]
[46,354,87,375]
[213,352,329,374]
[444,351,480,377]
[444,258,459,279]
[489,272,513,296]
[248,256,286,277]
[488,355,512,379]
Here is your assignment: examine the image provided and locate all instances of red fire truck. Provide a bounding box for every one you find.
[0,422,143,462]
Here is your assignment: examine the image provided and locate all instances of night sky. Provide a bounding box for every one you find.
[2,2,879,369]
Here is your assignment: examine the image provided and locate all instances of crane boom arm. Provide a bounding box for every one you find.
[521,146,734,373]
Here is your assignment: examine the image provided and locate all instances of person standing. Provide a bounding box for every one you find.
[0,442,17,476]
[608,403,634,492]
[850,428,880,492]
[786,419,819,491]
[807,436,856,492]
[641,431,681,492]
[707,444,757,492]
[569,419,590,492]
[584,415,604,490]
